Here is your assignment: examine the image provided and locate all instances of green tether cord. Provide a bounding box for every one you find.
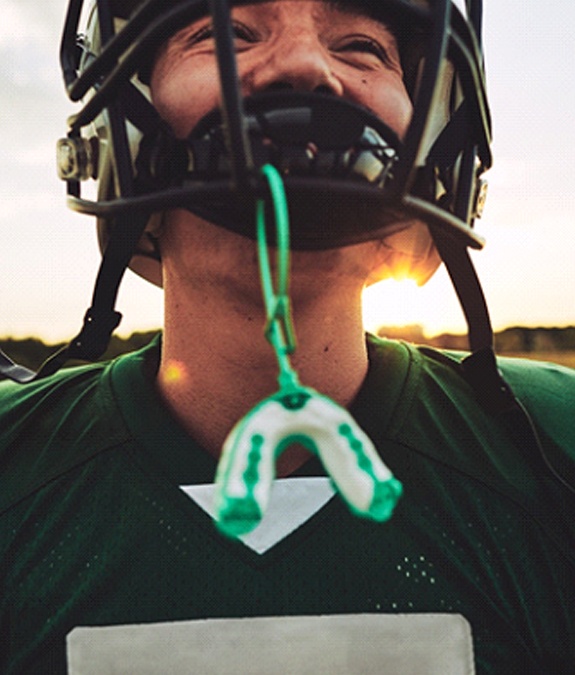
[256,164,298,391]
[214,165,403,538]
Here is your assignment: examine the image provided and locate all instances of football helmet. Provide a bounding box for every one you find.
[8,0,495,373]
[58,0,490,281]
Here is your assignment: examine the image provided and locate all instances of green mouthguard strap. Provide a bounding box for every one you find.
[214,165,403,538]
[255,164,298,391]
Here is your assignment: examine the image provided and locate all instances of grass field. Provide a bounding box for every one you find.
[498,351,575,370]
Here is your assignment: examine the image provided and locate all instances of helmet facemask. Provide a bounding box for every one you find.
[48,0,495,372]
[58,0,490,277]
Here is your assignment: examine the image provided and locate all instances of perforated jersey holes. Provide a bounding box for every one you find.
[396,555,436,586]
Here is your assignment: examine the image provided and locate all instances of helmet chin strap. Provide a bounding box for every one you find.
[213,165,403,538]
[0,209,148,384]
[430,228,519,414]
[429,220,575,497]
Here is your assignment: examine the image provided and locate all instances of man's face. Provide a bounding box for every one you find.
[150,0,413,139]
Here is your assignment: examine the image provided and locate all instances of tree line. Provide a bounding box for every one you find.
[377,325,575,353]
[1,325,575,376]
[0,331,158,374]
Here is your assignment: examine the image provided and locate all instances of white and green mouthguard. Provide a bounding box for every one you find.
[214,165,403,538]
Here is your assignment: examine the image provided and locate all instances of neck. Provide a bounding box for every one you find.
[157,260,370,476]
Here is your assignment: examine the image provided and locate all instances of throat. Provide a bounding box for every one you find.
[157,275,370,470]
[157,337,368,469]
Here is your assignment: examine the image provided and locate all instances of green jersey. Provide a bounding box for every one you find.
[0,335,573,673]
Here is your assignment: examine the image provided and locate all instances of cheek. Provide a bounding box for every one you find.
[150,58,221,138]
[346,75,413,140]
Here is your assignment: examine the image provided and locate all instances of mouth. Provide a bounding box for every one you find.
[189,91,402,187]
[135,91,416,249]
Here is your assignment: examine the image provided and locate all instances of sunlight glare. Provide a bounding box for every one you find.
[363,279,425,334]
[362,273,466,338]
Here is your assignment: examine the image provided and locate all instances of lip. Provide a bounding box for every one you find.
[188,90,402,181]
[167,92,410,248]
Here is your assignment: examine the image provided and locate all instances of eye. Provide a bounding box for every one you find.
[334,37,392,67]
[232,22,259,44]
[184,21,258,49]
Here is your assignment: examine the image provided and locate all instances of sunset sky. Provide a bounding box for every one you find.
[1,0,574,343]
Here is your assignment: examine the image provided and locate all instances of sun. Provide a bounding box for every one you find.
[362,272,467,338]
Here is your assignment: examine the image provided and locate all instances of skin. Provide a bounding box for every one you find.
[150,0,417,475]
[150,1,412,138]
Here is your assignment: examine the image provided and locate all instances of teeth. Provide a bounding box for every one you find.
[351,151,388,183]
[255,126,398,184]
[186,124,398,186]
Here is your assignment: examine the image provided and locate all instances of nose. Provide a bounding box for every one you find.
[246,34,344,96]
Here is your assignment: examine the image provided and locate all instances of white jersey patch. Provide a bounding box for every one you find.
[68,614,475,674]
[179,477,336,554]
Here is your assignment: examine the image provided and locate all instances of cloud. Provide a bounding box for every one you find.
[0,1,64,49]
[0,0,65,90]
[0,0,71,170]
